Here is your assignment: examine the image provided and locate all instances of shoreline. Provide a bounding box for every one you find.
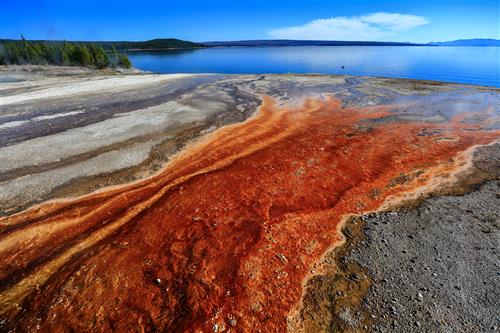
[3,64,500,90]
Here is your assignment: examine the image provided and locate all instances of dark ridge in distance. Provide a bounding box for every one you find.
[200,39,424,47]
[427,38,500,46]
[0,38,204,51]
[201,38,500,47]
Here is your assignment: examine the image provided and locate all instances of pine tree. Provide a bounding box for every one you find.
[89,44,109,69]
[0,45,6,65]
[118,53,132,69]
[80,45,93,66]
[1,38,124,68]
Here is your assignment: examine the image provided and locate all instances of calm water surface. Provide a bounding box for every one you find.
[128,46,500,87]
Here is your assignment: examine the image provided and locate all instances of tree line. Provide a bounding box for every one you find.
[0,37,132,69]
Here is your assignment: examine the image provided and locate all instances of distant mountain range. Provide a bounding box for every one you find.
[202,38,500,47]
[201,40,423,47]
[427,38,500,46]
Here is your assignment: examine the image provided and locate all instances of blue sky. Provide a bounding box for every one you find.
[1,0,499,42]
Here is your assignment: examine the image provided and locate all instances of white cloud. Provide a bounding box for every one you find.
[268,12,429,41]
[361,13,429,30]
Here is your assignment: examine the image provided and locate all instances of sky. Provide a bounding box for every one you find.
[1,0,499,42]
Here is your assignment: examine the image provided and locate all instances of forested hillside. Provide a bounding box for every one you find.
[0,37,131,68]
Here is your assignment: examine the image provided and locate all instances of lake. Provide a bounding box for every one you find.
[127,46,500,87]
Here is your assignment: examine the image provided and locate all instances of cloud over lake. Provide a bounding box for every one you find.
[268,12,429,41]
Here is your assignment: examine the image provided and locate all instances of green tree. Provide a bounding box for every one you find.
[89,44,109,69]
[117,53,132,69]
[69,44,93,66]
[81,46,93,66]
[6,43,23,64]
[0,45,6,65]
[31,43,47,64]
[0,38,118,68]
[60,46,71,66]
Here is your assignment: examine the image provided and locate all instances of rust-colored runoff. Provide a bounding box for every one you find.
[0,96,498,332]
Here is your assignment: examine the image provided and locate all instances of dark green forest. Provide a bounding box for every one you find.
[0,37,132,68]
[95,38,204,50]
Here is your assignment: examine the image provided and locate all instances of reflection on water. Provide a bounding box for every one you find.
[127,46,500,87]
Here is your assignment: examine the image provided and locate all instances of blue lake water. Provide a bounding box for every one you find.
[127,46,500,87]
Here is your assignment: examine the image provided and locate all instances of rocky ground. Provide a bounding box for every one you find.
[357,180,499,333]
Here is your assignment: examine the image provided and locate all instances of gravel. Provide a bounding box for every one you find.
[352,180,500,333]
